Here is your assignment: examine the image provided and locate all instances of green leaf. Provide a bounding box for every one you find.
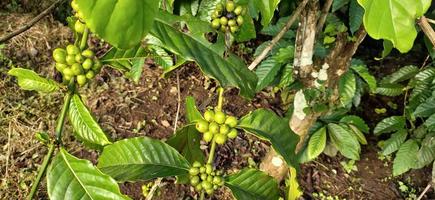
[167,125,205,164]
[126,58,144,83]
[414,97,435,117]
[75,0,159,49]
[424,114,435,131]
[374,116,406,136]
[255,57,284,92]
[339,71,356,106]
[375,40,393,60]
[98,137,190,182]
[393,139,419,176]
[225,168,280,200]
[332,0,350,12]
[348,124,367,145]
[416,145,434,168]
[235,13,257,42]
[382,65,419,84]
[47,148,130,200]
[197,0,222,21]
[278,64,294,88]
[382,130,408,155]
[307,127,327,160]
[69,94,112,148]
[185,96,203,123]
[238,109,299,167]
[328,123,361,160]
[375,83,404,96]
[349,0,364,34]
[357,0,431,52]
[350,64,376,92]
[340,115,370,133]
[254,0,281,26]
[101,45,148,72]
[8,68,60,93]
[261,17,295,39]
[150,12,257,98]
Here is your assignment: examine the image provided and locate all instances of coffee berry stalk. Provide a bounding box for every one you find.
[210,0,245,33]
[196,108,238,145]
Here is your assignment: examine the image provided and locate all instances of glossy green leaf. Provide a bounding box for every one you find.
[197,0,222,21]
[238,109,299,167]
[357,0,431,52]
[167,125,205,164]
[127,58,144,83]
[225,168,280,200]
[150,12,257,98]
[349,0,364,34]
[101,45,147,71]
[254,0,281,26]
[376,83,404,96]
[47,148,130,200]
[414,97,435,117]
[69,94,112,148]
[348,124,368,145]
[340,115,370,133]
[350,64,376,92]
[307,127,327,160]
[382,130,408,155]
[261,17,296,39]
[382,65,419,84]
[185,96,203,123]
[278,64,294,88]
[255,57,283,92]
[374,116,406,136]
[424,114,435,131]
[375,40,393,60]
[332,0,350,12]
[393,139,419,176]
[98,137,190,181]
[235,13,257,42]
[75,0,159,49]
[8,68,60,93]
[339,71,356,106]
[328,123,360,160]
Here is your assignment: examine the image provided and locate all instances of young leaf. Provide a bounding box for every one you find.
[338,71,356,107]
[238,109,299,167]
[75,0,159,49]
[69,94,112,148]
[339,115,369,133]
[167,125,205,164]
[375,83,404,96]
[307,127,327,160]
[357,0,431,52]
[350,64,376,92]
[98,137,190,181]
[47,148,130,200]
[349,0,364,34]
[8,68,60,93]
[382,130,408,155]
[393,139,419,176]
[374,116,406,136]
[185,96,203,123]
[347,124,367,145]
[150,12,257,98]
[328,123,360,160]
[225,168,280,200]
[381,65,419,84]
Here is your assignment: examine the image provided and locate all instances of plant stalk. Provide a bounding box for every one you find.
[27,144,55,200]
[216,87,224,112]
[80,28,89,50]
[200,191,205,200]
[55,92,73,145]
[207,141,217,164]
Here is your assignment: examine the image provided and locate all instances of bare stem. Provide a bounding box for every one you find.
[316,0,333,33]
[418,16,435,47]
[248,0,310,71]
[27,144,55,200]
[216,87,224,112]
[55,91,73,145]
[79,28,89,51]
[417,183,432,200]
[207,141,217,164]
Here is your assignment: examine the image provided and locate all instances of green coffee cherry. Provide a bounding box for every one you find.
[220,17,228,26]
[85,70,95,79]
[92,60,102,71]
[193,161,202,168]
[189,167,200,176]
[216,3,223,12]
[203,131,214,142]
[228,19,236,27]
[63,75,72,81]
[225,116,238,127]
[75,20,86,33]
[213,185,218,190]
[53,48,66,63]
[76,75,87,86]
[75,54,84,63]
[227,128,238,139]
[200,173,207,180]
[205,164,213,174]
[204,110,215,122]
[226,1,235,12]
[55,63,67,72]
[215,134,227,145]
[206,189,214,195]
[195,184,203,191]
[211,19,221,29]
[199,166,206,174]
[234,6,243,15]
[230,26,238,33]
[236,15,244,25]
[71,63,83,75]
[213,176,222,185]
[63,68,74,76]
[219,124,230,134]
[82,49,95,58]
[208,122,219,133]
[214,111,226,124]
[207,175,213,182]
[196,119,209,133]
[66,44,80,55]
[220,25,227,32]
[66,55,76,65]
[190,176,200,186]
[202,181,213,190]
[82,58,93,70]
[71,0,79,11]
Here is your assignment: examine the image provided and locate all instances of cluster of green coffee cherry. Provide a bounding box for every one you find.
[196,109,238,144]
[189,161,224,195]
[211,0,245,33]
[52,45,101,86]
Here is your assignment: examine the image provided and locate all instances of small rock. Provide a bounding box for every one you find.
[161,120,170,127]
[170,87,177,94]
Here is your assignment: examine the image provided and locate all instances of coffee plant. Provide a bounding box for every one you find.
[5,0,435,199]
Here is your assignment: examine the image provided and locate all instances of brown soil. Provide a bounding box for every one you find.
[0,11,434,200]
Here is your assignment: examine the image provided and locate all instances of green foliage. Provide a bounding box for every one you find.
[339,71,356,107]
[358,0,431,52]
[328,123,360,160]
[68,94,112,148]
[8,68,60,93]
[75,0,159,49]
[307,127,327,160]
[381,65,419,84]
[167,125,205,164]
[225,168,280,200]
[348,0,364,34]
[373,116,405,136]
[98,137,191,181]
[254,0,281,26]
[381,130,408,155]
[47,148,130,200]
[393,140,419,176]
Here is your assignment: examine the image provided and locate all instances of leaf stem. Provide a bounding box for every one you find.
[55,91,73,145]
[79,27,89,51]
[216,87,224,112]
[207,140,217,164]
[27,143,55,200]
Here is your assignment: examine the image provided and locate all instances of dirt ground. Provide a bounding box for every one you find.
[0,8,434,200]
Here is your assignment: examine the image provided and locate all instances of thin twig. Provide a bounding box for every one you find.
[417,183,432,200]
[145,178,163,200]
[418,16,435,47]
[5,122,12,179]
[173,71,181,133]
[0,0,65,43]
[316,0,333,33]
[248,0,310,71]
[426,17,435,25]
